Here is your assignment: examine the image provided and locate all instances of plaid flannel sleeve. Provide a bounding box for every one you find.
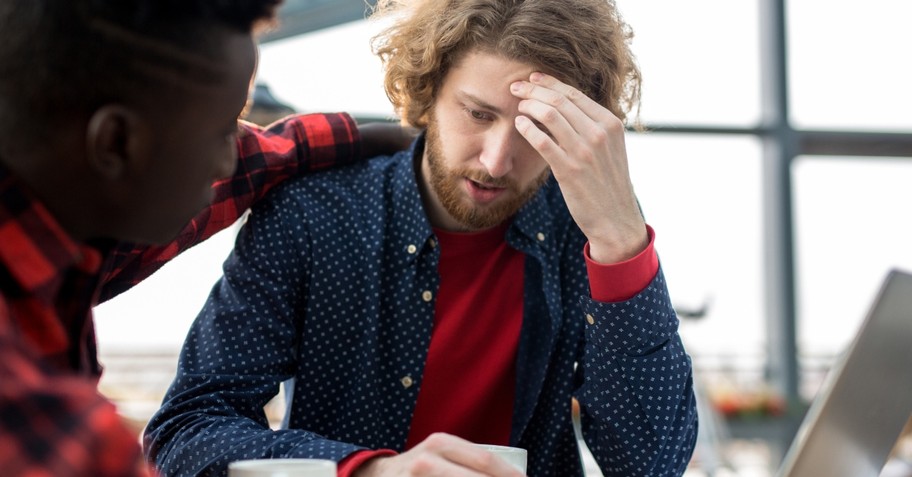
[0,301,153,477]
[97,112,360,302]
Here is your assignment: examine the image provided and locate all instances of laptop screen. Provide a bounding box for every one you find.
[777,269,912,477]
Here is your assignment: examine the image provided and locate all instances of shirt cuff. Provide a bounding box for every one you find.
[585,225,658,303]
[337,449,398,477]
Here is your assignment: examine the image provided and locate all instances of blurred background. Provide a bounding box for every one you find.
[93,0,912,475]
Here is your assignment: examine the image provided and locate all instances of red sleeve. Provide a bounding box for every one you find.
[97,113,362,302]
[337,449,398,477]
[585,225,659,303]
[0,304,154,477]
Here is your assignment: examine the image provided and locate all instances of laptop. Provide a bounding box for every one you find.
[776,269,912,477]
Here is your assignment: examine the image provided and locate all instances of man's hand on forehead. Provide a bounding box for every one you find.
[511,72,648,265]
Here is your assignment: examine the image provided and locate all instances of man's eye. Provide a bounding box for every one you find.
[466,108,490,121]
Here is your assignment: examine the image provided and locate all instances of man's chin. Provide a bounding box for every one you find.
[450,205,514,231]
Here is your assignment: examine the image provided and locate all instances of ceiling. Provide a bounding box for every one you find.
[261,0,378,43]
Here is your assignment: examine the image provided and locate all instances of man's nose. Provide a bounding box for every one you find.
[478,129,516,179]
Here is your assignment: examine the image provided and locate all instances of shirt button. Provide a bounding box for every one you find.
[401,376,414,388]
[536,232,545,241]
[586,314,595,325]
[422,290,433,302]
[407,244,417,254]
[428,238,437,248]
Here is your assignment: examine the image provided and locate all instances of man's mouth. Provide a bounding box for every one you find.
[471,180,501,190]
[465,178,506,203]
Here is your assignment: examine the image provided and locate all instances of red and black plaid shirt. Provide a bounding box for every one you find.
[0,113,360,477]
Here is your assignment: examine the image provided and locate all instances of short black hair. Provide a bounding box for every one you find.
[0,0,281,147]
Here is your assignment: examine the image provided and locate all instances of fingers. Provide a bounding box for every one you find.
[516,72,614,125]
[511,73,624,153]
[513,115,562,166]
[510,77,584,147]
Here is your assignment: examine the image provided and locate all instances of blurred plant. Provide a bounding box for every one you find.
[709,382,786,419]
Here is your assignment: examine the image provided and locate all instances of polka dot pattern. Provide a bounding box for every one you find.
[144,137,697,477]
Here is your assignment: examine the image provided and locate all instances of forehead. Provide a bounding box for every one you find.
[211,31,257,100]
[439,50,536,112]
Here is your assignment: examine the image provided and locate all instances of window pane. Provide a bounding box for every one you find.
[792,156,912,395]
[788,0,912,132]
[258,2,762,126]
[256,19,395,119]
[618,0,760,126]
[627,133,765,360]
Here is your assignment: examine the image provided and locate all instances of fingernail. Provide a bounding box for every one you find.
[510,81,523,92]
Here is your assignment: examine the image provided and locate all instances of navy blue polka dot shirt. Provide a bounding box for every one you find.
[144,136,698,477]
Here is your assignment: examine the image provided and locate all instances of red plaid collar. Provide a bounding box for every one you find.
[0,164,102,295]
[0,163,104,362]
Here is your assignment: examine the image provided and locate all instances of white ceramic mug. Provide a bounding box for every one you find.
[475,444,528,474]
[227,458,337,477]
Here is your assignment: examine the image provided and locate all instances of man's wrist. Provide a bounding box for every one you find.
[587,226,650,265]
[585,225,658,302]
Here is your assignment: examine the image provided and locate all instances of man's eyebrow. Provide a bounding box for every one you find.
[457,91,504,115]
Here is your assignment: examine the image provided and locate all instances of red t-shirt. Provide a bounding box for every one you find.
[406,222,524,448]
[339,226,658,476]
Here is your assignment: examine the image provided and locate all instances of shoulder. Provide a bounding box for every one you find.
[240,153,414,242]
[263,152,407,212]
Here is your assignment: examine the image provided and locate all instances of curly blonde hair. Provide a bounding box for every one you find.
[370,0,641,129]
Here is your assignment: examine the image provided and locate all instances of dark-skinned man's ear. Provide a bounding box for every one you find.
[85,105,150,180]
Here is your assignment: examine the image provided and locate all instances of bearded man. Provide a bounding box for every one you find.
[144,1,698,476]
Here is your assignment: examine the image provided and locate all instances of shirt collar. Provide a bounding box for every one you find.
[0,163,103,300]
[389,133,559,261]
[388,135,435,262]
[507,178,560,258]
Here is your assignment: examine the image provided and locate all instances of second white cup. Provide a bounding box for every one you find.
[227,458,337,477]
[475,444,528,474]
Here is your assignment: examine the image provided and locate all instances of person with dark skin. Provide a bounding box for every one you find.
[0,1,409,476]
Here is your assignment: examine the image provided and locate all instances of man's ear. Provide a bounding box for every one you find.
[85,105,150,180]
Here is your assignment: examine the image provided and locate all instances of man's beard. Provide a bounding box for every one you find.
[425,115,550,230]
